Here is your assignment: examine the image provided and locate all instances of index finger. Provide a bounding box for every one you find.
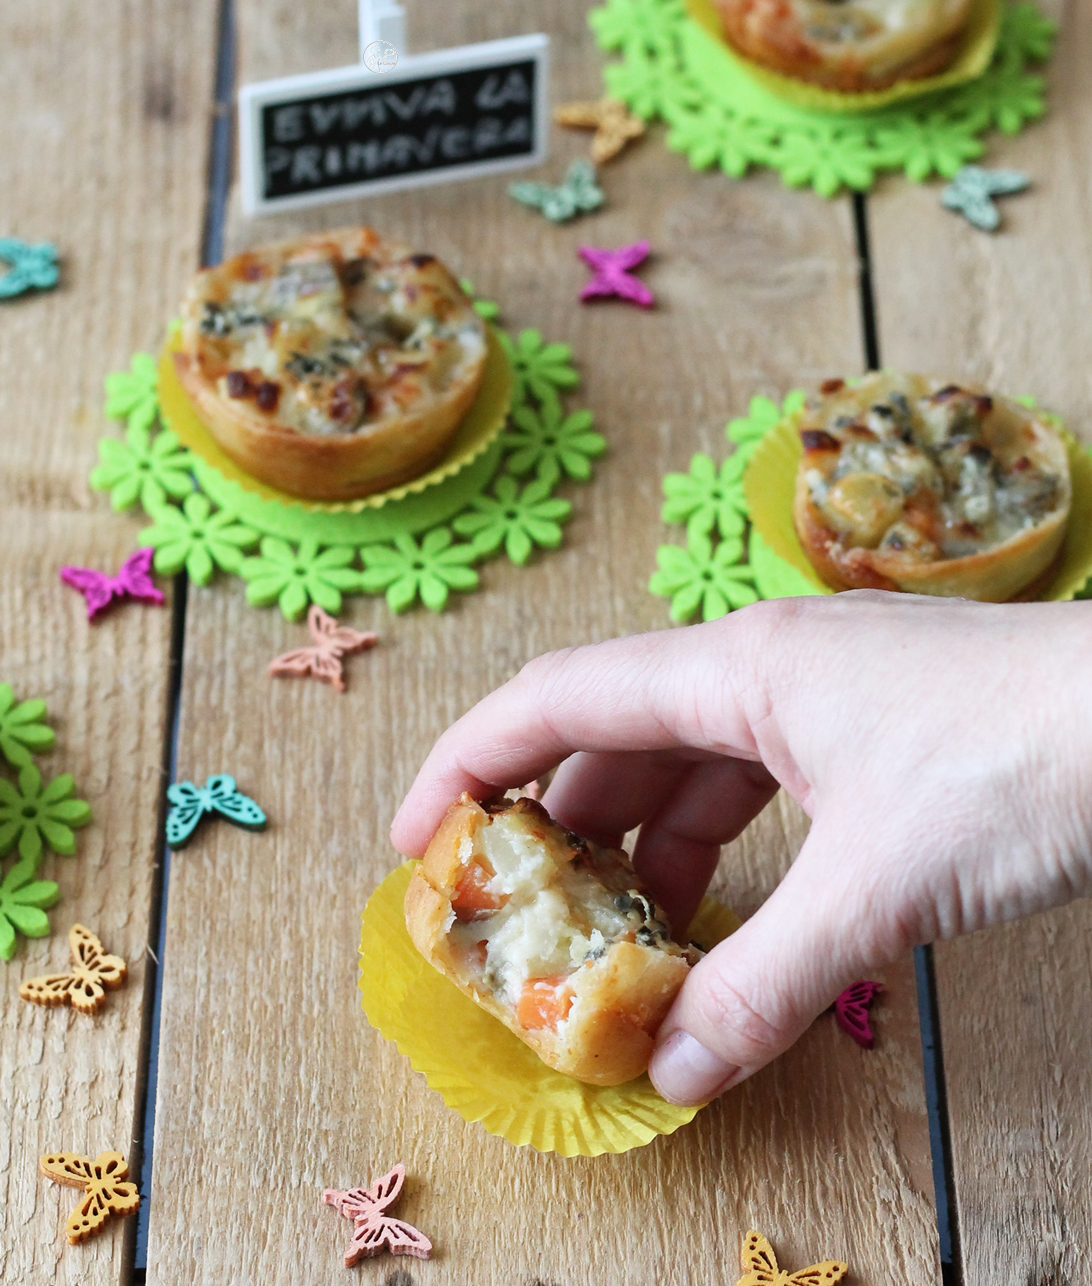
[389,612,775,856]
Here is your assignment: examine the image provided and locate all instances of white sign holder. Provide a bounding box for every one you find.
[359,0,406,59]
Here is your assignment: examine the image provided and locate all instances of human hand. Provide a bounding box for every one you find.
[391,593,1092,1105]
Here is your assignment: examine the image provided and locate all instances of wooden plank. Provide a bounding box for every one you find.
[0,1,219,1281]
[145,2,940,1282]
[865,1,1092,1281]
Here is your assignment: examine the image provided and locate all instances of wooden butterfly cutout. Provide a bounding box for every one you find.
[833,980,883,1049]
[323,1164,432,1265]
[60,547,164,621]
[268,605,377,694]
[20,923,127,1015]
[736,1229,847,1286]
[39,1150,140,1245]
[166,773,266,849]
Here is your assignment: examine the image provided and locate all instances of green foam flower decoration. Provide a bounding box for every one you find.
[0,765,92,866]
[773,127,878,196]
[89,423,194,514]
[0,858,60,961]
[104,353,160,434]
[458,278,501,321]
[604,49,684,120]
[665,103,773,177]
[453,477,572,565]
[661,452,748,539]
[140,494,259,585]
[872,111,984,181]
[0,685,54,769]
[498,330,579,410]
[960,66,1046,135]
[588,0,684,60]
[240,538,361,621]
[360,529,478,613]
[1000,1,1056,63]
[502,402,606,486]
[726,391,805,461]
[649,533,758,623]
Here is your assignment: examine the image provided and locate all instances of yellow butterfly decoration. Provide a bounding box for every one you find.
[736,1230,848,1286]
[20,923,127,1015]
[39,1150,140,1244]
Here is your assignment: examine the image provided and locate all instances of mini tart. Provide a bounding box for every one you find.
[175,227,487,501]
[712,0,974,91]
[792,373,1071,600]
[405,794,700,1087]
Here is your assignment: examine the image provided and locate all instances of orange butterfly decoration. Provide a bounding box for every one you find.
[736,1230,848,1286]
[39,1150,140,1244]
[20,924,127,1015]
[268,605,377,693]
[323,1164,432,1264]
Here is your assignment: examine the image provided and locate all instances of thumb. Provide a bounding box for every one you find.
[649,823,881,1105]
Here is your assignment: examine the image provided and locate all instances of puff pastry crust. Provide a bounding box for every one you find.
[792,373,1071,600]
[175,227,486,501]
[405,794,698,1087]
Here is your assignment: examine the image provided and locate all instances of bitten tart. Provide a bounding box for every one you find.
[405,795,700,1087]
[175,227,487,501]
[713,0,975,91]
[793,373,1071,600]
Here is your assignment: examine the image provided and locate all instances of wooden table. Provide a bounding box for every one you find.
[1,1,1088,1282]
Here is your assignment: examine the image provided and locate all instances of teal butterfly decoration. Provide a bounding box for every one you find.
[940,166,1030,232]
[166,774,266,849]
[0,238,59,299]
[509,160,604,223]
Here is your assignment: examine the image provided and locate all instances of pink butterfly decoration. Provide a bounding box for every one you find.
[833,981,883,1049]
[578,241,655,309]
[59,548,164,621]
[268,605,377,693]
[323,1164,432,1265]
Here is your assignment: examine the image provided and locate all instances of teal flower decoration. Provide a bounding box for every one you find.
[453,477,572,565]
[0,765,92,866]
[502,402,606,485]
[104,353,161,433]
[0,859,60,961]
[649,533,758,623]
[726,391,805,461]
[140,494,259,585]
[240,538,361,621]
[773,127,878,196]
[0,686,54,769]
[89,423,194,513]
[498,330,580,409]
[360,529,478,613]
[0,239,59,299]
[662,452,747,539]
[872,111,983,181]
[588,0,684,59]
[1000,1,1056,62]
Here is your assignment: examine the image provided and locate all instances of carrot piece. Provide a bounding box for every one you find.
[517,977,574,1031]
[451,861,508,923]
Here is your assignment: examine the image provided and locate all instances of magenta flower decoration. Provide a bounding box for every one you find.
[833,980,883,1048]
[59,548,165,621]
[578,241,654,309]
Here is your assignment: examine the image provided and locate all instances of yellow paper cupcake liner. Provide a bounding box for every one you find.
[684,0,1000,115]
[743,405,1092,602]
[359,861,741,1157]
[158,325,512,514]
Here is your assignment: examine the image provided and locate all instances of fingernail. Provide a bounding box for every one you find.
[649,1031,740,1106]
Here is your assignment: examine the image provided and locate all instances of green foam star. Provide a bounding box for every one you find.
[502,402,605,486]
[140,494,259,585]
[0,858,60,961]
[453,477,572,565]
[359,529,478,613]
[661,452,748,539]
[0,685,55,769]
[498,330,580,410]
[649,532,758,622]
[0,765,92,867]
[0,239,59,299]
[89,424,195,514]
[240,538,361,621]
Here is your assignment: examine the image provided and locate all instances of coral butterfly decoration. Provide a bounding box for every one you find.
[323,1164,432,1265]
[268,605,377,694]
[833,980,883,1049]
[20,924,127,1015]
[39,1150,140,1245]
[60,547,164,621]
[736,1229,847,1286]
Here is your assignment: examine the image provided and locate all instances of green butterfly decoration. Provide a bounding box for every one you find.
[509,160,604,223]
[940,166,1030,232]
[166,774,266,849]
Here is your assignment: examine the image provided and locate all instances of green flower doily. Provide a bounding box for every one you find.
[0,858,60,961]
[89,299,604,621]
[591,0,1055,194]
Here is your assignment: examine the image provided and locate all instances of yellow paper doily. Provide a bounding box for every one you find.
[158,325,512,514]
[743,407,1092,602]
[359,861,741,1158]
[684,0,1000,114]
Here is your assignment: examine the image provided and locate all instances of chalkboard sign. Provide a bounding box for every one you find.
[239,34,549,216]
